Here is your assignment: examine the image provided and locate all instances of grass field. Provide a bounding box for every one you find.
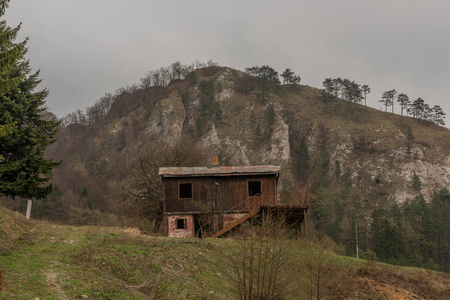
[1,207,449,299]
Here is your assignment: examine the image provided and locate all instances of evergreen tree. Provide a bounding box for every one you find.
[264,103,276,139]
[0,1,27,95]
[411,172,421,192]
[380,90,396,112]
[361,84,370,106]
[255,65,280,103]
[0,1,60,199]
[334,160,341,181]
[397,93,409,116]
[198,79,222,121]
[371,208,406,262]
[281,68,300,86]
[322,78,334,95]
[431,105,446,127]
[430,189,449,272]
[295,137,309,181]
[408,97,425,119]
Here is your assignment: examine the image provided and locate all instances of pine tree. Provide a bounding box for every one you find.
[295,137,309,181]
[361,84,370,106]
[380,90,396,112]
[281,68,300,86]
[397,93,409,116]
[322,78,334,95]
[411,172,421,192]
[431,105,446,127]
[256,65,280,103]
[408,97,425,119]
[0,1,27,95]
[0,0,60,199]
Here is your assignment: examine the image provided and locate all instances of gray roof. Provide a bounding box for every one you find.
[158,165,281,177]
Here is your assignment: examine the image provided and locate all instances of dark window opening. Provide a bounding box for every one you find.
[176,218,187,229]
[179,183,192,198]
[248,181,261,196]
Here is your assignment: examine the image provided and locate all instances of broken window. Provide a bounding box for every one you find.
[248,181,261,196]
[176,218,187,229]
[179,183,192,198]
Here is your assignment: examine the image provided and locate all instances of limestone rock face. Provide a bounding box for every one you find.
[397,158,450,201]
[262,114,291,164]
[201,122,222,152]
[145,94,185,144]
[221,137,250,166]
[50,66,450,210]
[216,69,235,102]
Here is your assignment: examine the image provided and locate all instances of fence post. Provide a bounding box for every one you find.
[26,200,32,219]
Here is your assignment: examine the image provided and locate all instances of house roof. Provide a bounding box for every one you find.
[158,165,281,178]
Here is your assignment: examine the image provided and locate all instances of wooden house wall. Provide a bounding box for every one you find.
[163,175,277,213]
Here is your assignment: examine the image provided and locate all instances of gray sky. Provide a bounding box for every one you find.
[5,0,450,124]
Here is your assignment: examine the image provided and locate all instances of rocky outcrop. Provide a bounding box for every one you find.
[221,137,250,166]
[51,66,450,210]
[262,114,291,164]
[145,93,185,144]
[200,122,222,153]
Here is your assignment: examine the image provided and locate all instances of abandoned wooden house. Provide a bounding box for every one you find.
[158,165,308,238]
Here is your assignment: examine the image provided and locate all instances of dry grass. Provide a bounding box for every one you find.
[356,260,450,299]
[1,206,449,299]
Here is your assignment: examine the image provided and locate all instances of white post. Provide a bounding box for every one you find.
[26,200,32,219]
[355,219,359,259]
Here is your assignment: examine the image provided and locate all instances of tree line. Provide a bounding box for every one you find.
[322,78,446,126]
[61,60,219,127]
[370,189,449,272]
[322,78,370,106]
[379,90,446,126]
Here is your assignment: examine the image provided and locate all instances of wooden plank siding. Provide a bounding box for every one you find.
[163,174,277,213]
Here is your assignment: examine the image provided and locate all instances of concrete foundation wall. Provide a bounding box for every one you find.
[166,215,194,238]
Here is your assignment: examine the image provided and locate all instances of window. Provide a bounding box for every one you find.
[179,183,192,198]
[248,181,261,196]
[176,218,187,229]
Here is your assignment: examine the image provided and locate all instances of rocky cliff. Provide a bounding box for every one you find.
[47,66,450,214]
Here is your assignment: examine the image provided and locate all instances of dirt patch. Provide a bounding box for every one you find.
[352,277,420,299]
[45,262,68,300]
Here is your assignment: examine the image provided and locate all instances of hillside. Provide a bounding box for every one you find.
[3,65,449,271]
[1,206,449,299]
[47,66,450,201]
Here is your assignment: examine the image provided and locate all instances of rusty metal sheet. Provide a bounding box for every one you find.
[159,165,281,177]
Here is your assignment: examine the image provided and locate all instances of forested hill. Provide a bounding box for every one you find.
[5,63,449,272]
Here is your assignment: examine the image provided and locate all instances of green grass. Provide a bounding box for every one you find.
[1,207,449,299]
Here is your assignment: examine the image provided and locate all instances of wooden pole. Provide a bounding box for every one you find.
[26,200,32,219]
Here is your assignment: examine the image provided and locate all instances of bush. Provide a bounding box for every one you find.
[69,206,118,226]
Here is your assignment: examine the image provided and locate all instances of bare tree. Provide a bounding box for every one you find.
[98,93,114,116]
[121,136,208,230]
[298,240,354,300]
[140,71,153,88]
[160,66,172,87]
[226,212,297,299]
[180,63,194,79]
[171,61,183,80]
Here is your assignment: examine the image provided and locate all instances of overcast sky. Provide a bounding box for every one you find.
[4,0,450,125]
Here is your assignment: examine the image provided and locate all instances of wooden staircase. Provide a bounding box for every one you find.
[209,206,261,238]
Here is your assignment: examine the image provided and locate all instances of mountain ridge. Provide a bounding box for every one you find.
[46,65,450,207]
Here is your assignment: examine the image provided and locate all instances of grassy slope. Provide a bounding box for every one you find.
[1,206,449,299]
